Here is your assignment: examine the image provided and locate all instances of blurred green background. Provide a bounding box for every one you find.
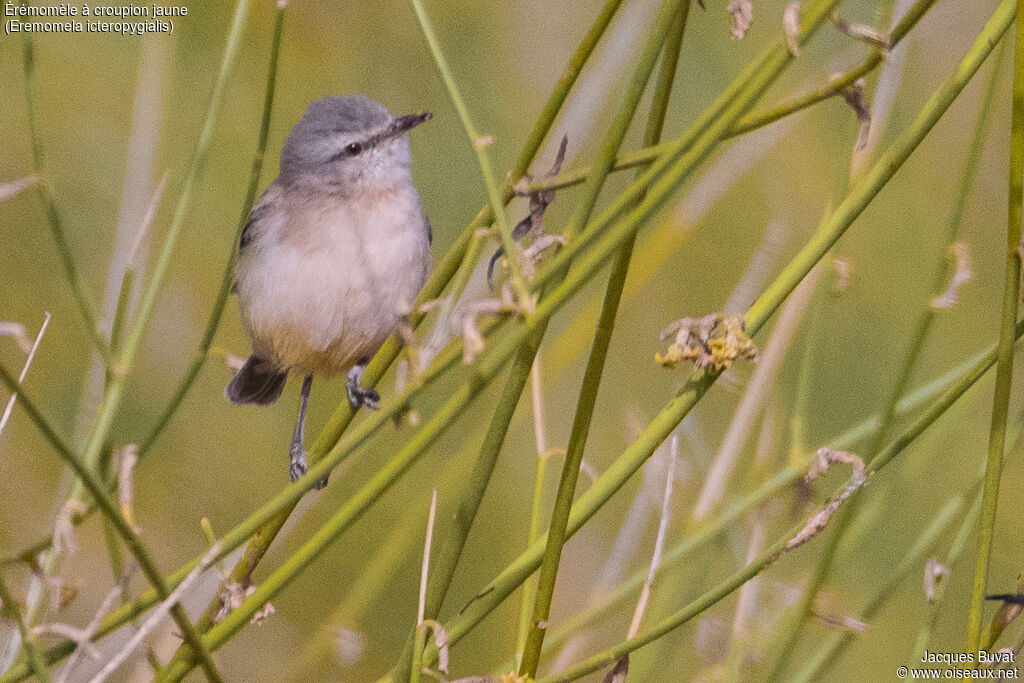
[0,0,1021,680]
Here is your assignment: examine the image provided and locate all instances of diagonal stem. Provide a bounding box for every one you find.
[0,364,223,682]
[967,0,1024,651]
[519,1,692,674]
[407,0,532,306]
[18,3,110,365]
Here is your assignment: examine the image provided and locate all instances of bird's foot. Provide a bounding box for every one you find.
[289,441,329,489]
[288,440,308,482]
[346,362,380,410]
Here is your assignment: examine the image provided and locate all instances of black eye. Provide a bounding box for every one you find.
[344,142,363,156]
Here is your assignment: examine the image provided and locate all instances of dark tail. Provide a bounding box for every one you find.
[986,594,1024,605]
[226,355,288,406]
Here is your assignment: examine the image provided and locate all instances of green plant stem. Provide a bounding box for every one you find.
[916,494,986,658]
[391,328,545,680]
[416,8,1015,666]
[508,353,964,670]
[0,365,223,683]
[968,0,1024,651]
[7,0,942,672]
[409,626,427,683]
[67,0,251,514]
[519,1,691,674]
[1,329,1007,683]
[162,1,621,652]
[18,3,110,365]
[523,0,935,285]
[108,270,133,357]
[407,0,532,307]
[791,491,968,682]
[541,317,1024,682]
[138,3,285,459]
[769,29,1010,680]
[0,575,50,683]
[517,447,550,662]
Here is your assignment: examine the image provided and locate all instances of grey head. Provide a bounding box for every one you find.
[279,94,432,195]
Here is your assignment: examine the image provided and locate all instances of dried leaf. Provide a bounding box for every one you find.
[814,610,867,633]
[489,136,569,289]
[53,499,88,556]
[923,558,949,602]
[930,242,973,309]
[0,175,40,202]
[215,581,256,623]
[0,322,33,354]
[805,446,865,484]
[783,2,801,56]
[461,291,519,364]
[250,601,276,625]
[727,0,753,40]
[827,257,851,296]
[602,655,630,683]
[832,15,892,50]
[786,447,867,550]
[419,619,450,674]
[117,444,139,531]
[656,313,757,371]
[838,78,871,151]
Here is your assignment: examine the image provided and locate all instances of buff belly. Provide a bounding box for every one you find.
[235,193,430,377]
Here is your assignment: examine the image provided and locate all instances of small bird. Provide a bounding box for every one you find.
[227,94,433,485]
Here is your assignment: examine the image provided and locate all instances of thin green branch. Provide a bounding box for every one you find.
[419,6,1014,665]
[138,3,286,459]
[520,1,691,674]
[408,0,532,306]
[0,329,1001,683]
[968,0,1024,649]
[526,0,933,295]
[770,30,1010,680]
[542,315,1024,682]
[0,364,223,683]
[165,0,621,646]
[789,491,967,682]
[18,3,110,365]
[70,0,251,518]
[510,348,977,668]
[516,440,551,663]
[0,575,50,683]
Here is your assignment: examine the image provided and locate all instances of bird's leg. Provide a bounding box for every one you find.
[288,375,329,489]
[346,358,380,410]
[289,375,315,481]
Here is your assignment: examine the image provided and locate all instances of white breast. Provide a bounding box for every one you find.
[235,185,431,376]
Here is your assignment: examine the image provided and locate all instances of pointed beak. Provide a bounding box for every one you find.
[381,111,433,141]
